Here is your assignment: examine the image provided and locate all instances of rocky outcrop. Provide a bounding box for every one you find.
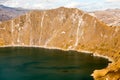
[0,7,120,80]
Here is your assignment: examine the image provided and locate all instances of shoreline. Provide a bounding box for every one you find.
[0,45,113,62]
[93,52,113,62]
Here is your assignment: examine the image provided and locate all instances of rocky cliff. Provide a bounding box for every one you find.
[0,7,120,80]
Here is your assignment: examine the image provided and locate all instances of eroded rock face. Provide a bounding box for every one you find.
[0,7,120,80]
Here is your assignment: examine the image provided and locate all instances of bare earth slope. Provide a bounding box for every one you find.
[0,7,120,80]
[90,9,120,26]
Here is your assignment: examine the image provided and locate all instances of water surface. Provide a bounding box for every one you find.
[0,47,109,80]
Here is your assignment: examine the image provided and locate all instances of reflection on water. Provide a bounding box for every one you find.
[0,47,109,80]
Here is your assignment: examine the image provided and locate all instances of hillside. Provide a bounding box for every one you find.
[0,7,120,80]
[0,5,28,22]
[90,9,120,26]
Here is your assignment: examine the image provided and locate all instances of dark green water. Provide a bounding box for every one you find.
[0,47,109,80]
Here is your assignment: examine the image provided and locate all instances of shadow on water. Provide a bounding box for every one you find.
[0,47,110,80]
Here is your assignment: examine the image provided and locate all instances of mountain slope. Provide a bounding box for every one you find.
[0,7,120,80]
[0,5,28,22]
[90,9,120,26]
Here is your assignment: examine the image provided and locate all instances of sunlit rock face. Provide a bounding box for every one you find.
[0,7,120,80]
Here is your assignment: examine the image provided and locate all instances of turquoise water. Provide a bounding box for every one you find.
[0,47,109,80]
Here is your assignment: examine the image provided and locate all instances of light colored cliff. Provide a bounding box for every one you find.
[0,7,120,80]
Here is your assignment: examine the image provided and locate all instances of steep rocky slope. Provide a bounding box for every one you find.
[0,7,120,80]
[90,9,120,26]
[0,5,28,22]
